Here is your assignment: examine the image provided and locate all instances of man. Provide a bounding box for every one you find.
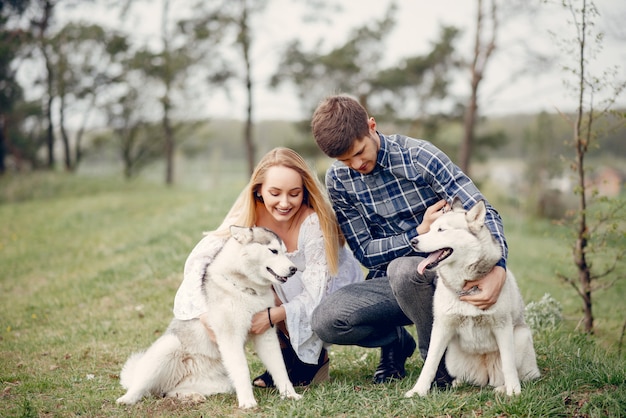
[310,94,508,385]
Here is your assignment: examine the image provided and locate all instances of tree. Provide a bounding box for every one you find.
[555,0,626,334]
[372,24,463,135]
[120,0,231,184]
[50,23,128,171]
[31,0,57,169]
[0,0,31,174]
[458,0,497,176]
[211,0,269,176]
[160,0,175,185]
[270,4,464,144]
[271,4,397,116]
[103,86,162,179]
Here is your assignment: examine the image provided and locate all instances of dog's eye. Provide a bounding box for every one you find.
[438,227,444,232]
[269,248,278,254]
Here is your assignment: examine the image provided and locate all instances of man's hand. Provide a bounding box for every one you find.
[417,199,449,235]
[459,265,506,310]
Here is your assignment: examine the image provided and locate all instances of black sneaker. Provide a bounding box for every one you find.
[373,327,416,384]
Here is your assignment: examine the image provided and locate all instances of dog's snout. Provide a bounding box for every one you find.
[289,266,297,276]
[410,237,418,248]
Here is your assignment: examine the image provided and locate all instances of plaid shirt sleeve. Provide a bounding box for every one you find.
[326,135,508,277]
[326,169,418,274]
[416,141,509,269]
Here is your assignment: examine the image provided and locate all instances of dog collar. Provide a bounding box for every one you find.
[457,285,480,297]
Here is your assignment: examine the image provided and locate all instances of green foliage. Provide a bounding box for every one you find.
[525,293,563,331]
[1,173,625,417]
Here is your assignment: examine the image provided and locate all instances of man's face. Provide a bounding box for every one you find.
[336,118,380,175]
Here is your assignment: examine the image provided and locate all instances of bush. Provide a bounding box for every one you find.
[525,293,562,331]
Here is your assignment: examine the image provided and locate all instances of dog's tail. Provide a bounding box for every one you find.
[119,351,145,390]
[117,334,184,404]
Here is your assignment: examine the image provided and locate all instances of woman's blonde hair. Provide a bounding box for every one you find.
[215,147,345,275]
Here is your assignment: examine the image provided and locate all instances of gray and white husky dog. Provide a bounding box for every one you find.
[116,226,302,409]
[405,199,540,397]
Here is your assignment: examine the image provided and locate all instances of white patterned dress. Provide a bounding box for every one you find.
[173,213,364,364]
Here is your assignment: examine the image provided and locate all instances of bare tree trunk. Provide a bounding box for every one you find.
[0,115,6,175]
[58,94,73,171]
[38,0,56,170]
[73,94,96,168]
[163,95,174,185]
[460,81,478,174]
[573,0,593,333]
[239,0,255,176]
[459,0,497,175]
[162,0,175,185]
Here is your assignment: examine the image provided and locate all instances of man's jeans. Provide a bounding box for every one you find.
[311,256,436,360]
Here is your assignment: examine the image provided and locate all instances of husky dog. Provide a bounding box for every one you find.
[405,199,540,397]
[116,226,302,409]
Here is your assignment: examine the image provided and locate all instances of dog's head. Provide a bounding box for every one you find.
[229,226,297,287]
[409,198,501,288]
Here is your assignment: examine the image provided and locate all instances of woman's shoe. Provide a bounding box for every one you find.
[252,370,275,388]
[288,348,330,387]
[253,348,330,388]
[308,354,330,385]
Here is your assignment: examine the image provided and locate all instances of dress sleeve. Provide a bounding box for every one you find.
[172,233,228,320]
[280,214,329,364]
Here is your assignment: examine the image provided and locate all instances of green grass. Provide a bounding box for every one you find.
[1,172,625,417]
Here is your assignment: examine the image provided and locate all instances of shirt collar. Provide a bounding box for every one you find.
[375,132,390,170]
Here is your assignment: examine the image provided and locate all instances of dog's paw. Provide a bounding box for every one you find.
[281,391,303,401]
[405,385,429,398]
[237,398,258,409]
[175,392,206,403]
[116,393,139,405]
[494,384,521,396]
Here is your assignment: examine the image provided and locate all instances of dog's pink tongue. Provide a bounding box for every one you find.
[417,250,444,275]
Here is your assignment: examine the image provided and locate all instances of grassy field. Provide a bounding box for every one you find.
[1,172,625,417]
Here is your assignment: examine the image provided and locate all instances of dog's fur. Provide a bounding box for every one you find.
[116,226,302,409]
[405,199,540,397]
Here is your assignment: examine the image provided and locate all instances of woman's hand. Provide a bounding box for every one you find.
[250,309,272,335]
[198,312,217,342]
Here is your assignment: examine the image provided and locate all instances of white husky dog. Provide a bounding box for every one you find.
[405,199,540,397]
[116,226,302,409]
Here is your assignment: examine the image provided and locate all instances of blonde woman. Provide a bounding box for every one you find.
[173,147,364,387]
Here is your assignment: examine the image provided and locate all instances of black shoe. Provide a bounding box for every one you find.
[253,331,330,388]
[288,348,330,386]
[432,357,454,389]
[253,330,294,389]
[253,369,275,388]
[372,327,416,384]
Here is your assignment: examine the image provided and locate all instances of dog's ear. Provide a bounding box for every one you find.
[229,225,254,244]
[465,200,487,233]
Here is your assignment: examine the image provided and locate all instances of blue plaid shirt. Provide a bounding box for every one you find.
[326,133,508,278]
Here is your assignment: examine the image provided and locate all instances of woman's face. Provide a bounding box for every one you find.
[258,165,305,224]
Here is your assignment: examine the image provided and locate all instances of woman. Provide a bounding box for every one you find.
[173,147,364,387]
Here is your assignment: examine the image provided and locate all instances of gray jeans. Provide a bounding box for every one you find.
[311,256,436,360]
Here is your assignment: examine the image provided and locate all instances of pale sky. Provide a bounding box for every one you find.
[62,0,626,122]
